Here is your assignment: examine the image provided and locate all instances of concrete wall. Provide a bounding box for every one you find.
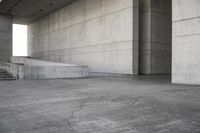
[139,0,171,74]
[172,0,200,84]
[28,0,139,75]
[0,14,12,62]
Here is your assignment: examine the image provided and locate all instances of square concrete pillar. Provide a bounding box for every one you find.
[139,0,172,74]
[0,14,12,62]
[172,0,200,85]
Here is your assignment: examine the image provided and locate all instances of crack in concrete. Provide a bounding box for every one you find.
[66,97,91,133]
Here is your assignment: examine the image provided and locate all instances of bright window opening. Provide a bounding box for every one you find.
[13,24,27,56]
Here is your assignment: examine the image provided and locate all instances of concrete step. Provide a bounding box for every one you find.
[0,70,6,73]
[0,73,10,75]
[0,72,8,75]
[0,77,16,81]
[0,75,14,78]
[0,69,16,81]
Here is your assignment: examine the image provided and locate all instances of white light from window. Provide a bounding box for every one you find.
[13,24,27,56]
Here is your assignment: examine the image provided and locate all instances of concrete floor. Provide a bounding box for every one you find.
[0,76,200,133]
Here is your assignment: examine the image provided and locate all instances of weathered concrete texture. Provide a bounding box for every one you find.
[0,14,12,62]
[0,76,200,133]
[28,0,139,75]
[0,62,24,79]
[172,0,200,85]
[139,0,172,74]
[0,67,16,80]
[9,57,88,80]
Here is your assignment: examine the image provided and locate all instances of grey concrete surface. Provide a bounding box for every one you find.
[0,76,200,133]
[0,0,76,24]
[8,57,88,80]
[0,14,12,62]
[0,68,16,80]
[11,56,82,67]
[0,62,24,79]
[139,0,172,74]
[22,66,88,80]
[172,0,200,85]
[27,0,139,75]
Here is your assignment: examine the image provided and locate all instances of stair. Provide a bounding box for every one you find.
[0,69,16,80]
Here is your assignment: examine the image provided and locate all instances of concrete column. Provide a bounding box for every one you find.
[139,0,172,74]
[0,14,12,62]
[172,0,200,84]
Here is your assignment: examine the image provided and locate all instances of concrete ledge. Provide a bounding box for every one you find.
[23,66,88,80]
[10,56,79,66]
[89,72,133,78]
[9,56,88,80]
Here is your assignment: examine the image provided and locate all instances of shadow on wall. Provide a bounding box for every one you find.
[139,0,172,75]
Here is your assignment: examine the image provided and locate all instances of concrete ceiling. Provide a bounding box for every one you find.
[0,0,76,24]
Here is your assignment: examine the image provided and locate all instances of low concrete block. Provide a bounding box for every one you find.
[10,56,88,80]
